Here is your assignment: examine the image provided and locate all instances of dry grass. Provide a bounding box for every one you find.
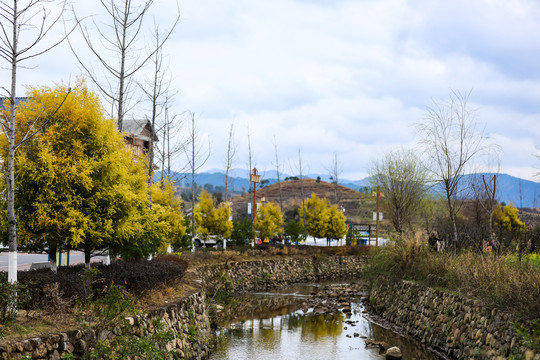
[366,234,540,319]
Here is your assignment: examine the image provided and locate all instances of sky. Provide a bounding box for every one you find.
[2,0,540,182]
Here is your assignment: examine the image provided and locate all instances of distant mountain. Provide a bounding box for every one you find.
[159,170,540,208]
[460,173,540,208]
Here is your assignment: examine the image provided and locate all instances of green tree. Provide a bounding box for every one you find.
[299,193,330,240]
[6,81,158,264]
[194,189,233,240]
[253,202,283,240]
[284,220,304,244]
[230,219,253,246]
[370,148,427,234]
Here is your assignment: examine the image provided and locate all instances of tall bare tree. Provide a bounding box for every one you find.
[417,90,490,249]
[156,98,186,186]
[184,112,210,251]
[139,22,175,183]
[0,0,74,282]
[370,148,427,234]
[469,151,501,250]
[294,149,308,240]
[223,121,236,201]
[71,0,179,131]
[326,152,342,205]
[272,135,283,211]
[246,121,253,193]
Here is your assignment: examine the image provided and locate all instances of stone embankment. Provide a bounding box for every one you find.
[199,255,366,292]
[0,291,211,360]
[0,255,367,359]
[369,279,540,360]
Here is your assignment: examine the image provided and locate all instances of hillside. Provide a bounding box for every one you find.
[165,170,540,208]
[230,178,379,225]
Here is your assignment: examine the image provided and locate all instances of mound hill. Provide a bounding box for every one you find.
[230,178,378,225]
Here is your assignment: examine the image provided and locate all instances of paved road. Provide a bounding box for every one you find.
[0,251,106,271]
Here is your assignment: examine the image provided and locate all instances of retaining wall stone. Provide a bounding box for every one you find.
[369,279,540,360]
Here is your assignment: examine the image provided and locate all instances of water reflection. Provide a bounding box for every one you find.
[210,285,442,360]
[300,312,344,340]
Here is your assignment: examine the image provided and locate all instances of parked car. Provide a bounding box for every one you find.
[194,235,224,248]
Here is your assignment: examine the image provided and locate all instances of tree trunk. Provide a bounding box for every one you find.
[84,247,92,267]
[191,118,196,252]
[7,1,18,283]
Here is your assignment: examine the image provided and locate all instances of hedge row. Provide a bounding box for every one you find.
[14,256,188,310]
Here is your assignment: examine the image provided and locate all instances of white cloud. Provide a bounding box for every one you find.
[2,0,539,182]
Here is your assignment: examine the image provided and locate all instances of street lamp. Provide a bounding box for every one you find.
[250,168,261,247]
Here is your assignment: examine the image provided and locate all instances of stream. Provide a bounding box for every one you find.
[209,283,443,360]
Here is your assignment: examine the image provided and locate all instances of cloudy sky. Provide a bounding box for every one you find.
[2,0,540,182]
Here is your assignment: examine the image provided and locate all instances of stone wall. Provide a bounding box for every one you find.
[0,291,211,360]
[369,279,539,360]
[199,255,367,293]
[0,255,367,359]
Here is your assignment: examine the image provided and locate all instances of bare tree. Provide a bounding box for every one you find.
[417,90,490,249]
[369,148,427,234]
[469,152,501,251]
[184,112,210,252]
[519,179,523,208]
[0,0,74,283]
[139,22,174,183]
[71,0,179,131]
[326,152,342,205]
[246,121,253,193]
[272,135,283,211]
[223,121,236,201]
[294,149,308,240]
[155,97,186,186]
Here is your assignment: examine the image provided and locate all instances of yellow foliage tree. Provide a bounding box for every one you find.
[493,203,525,233]
[325,205,347,241]
[2,80,168,262]
[254,202,283,240]
[492,202,526,252]
[194,189,232,240]
[298,193,347,243]
[149,181,187,249]
[299,193,330,239]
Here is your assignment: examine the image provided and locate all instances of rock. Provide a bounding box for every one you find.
[365,340,391,351]
[385,346,402,359]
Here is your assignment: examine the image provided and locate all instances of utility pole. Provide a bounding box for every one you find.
[376,185,380,247]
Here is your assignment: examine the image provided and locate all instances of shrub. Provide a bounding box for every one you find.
[0,273,31,323]
[17,257,188,311]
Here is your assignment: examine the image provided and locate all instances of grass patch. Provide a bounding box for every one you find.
[365,235,540,319]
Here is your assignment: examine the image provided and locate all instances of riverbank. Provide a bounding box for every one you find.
[0,251,367,359]
[3,247,538,359]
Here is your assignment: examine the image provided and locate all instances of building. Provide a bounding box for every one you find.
[122,119,159,155]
